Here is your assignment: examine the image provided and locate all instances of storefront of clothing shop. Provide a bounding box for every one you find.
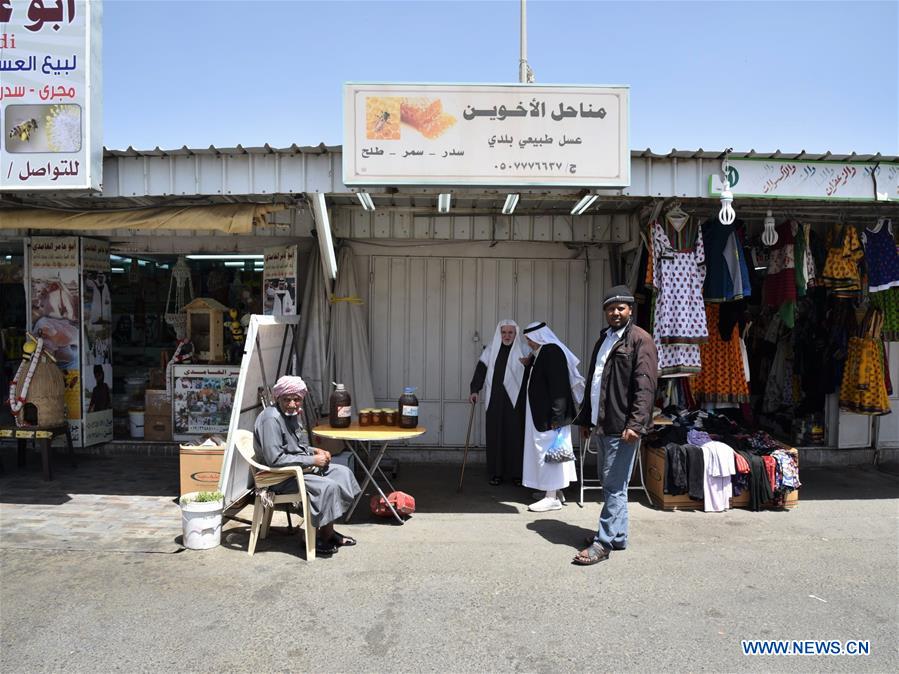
[3,145,898,471]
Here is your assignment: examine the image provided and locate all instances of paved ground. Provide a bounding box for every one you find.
[0,453,897,673]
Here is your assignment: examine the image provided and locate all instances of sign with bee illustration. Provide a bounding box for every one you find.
[0,0,102,191]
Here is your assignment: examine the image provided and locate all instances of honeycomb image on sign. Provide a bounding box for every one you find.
[400,98,456,139]
[366,97,401,140]
[365,96,456,140]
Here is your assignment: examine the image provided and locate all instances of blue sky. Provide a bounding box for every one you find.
[104,0,898,154]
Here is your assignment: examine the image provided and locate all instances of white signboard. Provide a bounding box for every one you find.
[0,0,102,191]
[710,159,898,202]
[343,83,629,187]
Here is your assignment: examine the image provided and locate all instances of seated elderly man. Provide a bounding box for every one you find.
[254,375,361,556]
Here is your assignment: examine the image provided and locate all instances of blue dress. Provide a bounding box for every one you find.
[863,222,899,292]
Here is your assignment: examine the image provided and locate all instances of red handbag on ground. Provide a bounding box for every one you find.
[370,491,416,517]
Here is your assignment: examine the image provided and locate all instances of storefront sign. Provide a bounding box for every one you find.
[343,83,629,187]
[262,245,298,316]
[80,237,112,446]
[0,0,103,191]
[709,158,898,202]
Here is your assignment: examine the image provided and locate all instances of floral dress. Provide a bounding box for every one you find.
[692,303,750,404]
[651,218,708,376]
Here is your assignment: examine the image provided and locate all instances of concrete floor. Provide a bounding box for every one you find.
[1,455,897,673]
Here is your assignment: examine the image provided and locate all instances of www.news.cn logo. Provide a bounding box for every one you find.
[742,640,871,656]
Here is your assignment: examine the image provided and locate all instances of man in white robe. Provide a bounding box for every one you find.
[520,321,585,512]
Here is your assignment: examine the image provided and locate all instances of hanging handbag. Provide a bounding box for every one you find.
[544,429,574,463]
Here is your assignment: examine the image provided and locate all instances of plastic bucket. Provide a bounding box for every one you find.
[180,493,223,550]
[128,409,145,438]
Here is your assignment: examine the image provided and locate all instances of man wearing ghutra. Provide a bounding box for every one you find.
[469,320,529,486]
[520,321,586,512]
[254,375,361,556]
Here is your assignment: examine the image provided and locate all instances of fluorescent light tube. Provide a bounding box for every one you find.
[502,193,520,215]
[438,193,452,213]
[111,267,125,274]
[186,254,264,260]
[357,192,376,211]
[223,261,246,267]
[571,194,598,215]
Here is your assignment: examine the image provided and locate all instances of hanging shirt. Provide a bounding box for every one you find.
[590,325,626,425]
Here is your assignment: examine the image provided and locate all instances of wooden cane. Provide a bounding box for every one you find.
[456,400,476,492]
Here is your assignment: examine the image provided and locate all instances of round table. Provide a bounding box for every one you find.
[313,422,426,524]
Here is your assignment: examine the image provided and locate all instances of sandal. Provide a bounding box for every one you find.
[315,541,339,555]
[331,531,357,547]
[489,476,502,486]
[583,535,625,550]
[572,543,610,566]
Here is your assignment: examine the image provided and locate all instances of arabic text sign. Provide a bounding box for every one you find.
[0,0,102,191]
[343,83,629,187]
[709,159,898,202]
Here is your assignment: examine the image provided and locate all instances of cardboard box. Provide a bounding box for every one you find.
[144,413,172,442]
[144,389,171,416]
[179,443,225,496]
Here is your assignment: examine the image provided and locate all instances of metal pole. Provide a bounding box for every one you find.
[519,0,528,83]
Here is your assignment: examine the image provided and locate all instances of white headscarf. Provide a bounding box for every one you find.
[478,319,530,408]
[523,321,586,404]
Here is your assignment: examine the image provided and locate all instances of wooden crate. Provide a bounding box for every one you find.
[643,445,799,511]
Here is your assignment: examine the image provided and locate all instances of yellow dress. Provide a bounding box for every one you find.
[839,308,890,415]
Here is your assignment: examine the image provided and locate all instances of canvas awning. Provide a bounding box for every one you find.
[0,204,281,234]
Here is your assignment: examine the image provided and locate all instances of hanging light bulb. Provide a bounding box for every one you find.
[762,209,778,246]
[718,150,736,225]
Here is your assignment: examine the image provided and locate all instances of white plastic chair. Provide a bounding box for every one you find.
[233,429,316,561]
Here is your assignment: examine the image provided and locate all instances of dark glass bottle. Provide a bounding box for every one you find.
[398,386,419,429]
[329,384,352,428]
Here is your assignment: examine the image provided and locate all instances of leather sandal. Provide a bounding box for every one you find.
[331,531,356,547]
[315,540,339,555]
[572,543,610,566]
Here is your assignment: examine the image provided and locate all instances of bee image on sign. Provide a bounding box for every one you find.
[4,104,82,153]
[365,96,456,140]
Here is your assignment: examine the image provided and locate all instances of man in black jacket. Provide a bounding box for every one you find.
[573,285,658,565]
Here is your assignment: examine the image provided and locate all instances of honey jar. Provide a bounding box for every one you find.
[383,408,397,426]
[359,409,372,426]
[370,408,382,425]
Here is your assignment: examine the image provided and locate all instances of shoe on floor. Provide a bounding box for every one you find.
[528,497,562,512]
[531,491,567,504]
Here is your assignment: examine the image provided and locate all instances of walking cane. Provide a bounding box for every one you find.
[457,401,476,492]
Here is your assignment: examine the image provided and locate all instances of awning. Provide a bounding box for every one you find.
[0,204,281,234]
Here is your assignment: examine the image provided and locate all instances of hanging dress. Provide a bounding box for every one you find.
[763,220,798,328]
[822,223,864,298]
[651,217,708,377]
[839,307,891,415]
[863,220,899,341]
[692,303,750,404]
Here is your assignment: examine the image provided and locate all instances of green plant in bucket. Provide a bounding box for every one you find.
[180,491,223,505]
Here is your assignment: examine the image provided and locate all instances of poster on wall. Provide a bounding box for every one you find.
[28,236,81,442]
[0,0,103,191]
[172,364,240,440]
[262,245,298,316]
[80,237,112,445]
